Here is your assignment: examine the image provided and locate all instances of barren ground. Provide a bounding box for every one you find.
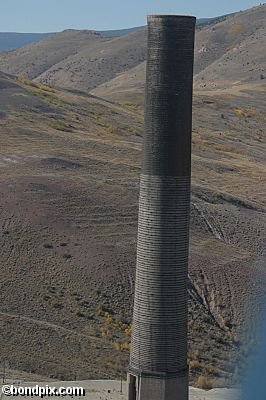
[0,380,239,400]
[0,67,265,388]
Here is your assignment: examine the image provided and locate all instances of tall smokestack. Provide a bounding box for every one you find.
[128,15,196,400]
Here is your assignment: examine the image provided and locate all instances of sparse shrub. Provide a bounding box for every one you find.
[73,293,82,301]
[76,310,85,318]
[16,77,62,106]
[80,300,90,307]
[205,364,218,376]
[121,341,130,351]
[43,243,53,249]
[117,101,140,111]
[16,76,55,92]
[194,350,200,358]
[189,359,201,371]
[49,121,73,132]
[113,340,130,352]
[100,327,111,337]
[224,318,233,329]
[63,253,72,259]
[96,304,103,316]
[195,375,214,390]
[49,298,63,309]
[113,342,121,351]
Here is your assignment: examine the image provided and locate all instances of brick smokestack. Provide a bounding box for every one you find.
[128,15,196,400]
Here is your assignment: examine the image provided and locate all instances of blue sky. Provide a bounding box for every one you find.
[0,0,262,32]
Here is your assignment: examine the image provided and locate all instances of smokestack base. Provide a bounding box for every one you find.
[128,371,188,400]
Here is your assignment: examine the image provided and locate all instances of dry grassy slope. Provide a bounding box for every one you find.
[92,4,266,100]
[194,4,266,89]
[194,4,266,75]
[1,5,265,94]
[0,71,58,113]
[0,28,146,92]
[91,61,146,105]
[0,30,107,80]
[0,72,265,383]
[35,29,147,92]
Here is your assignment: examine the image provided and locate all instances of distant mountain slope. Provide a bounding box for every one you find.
[0,28,144,52]
[93,4,266,99]
[194,5,266,89]
[97,17,226,36]
[0,30,108,80]
[35,28,147,91]
[0,17,225,52]
[0,28,146,91]
[0,4,264,93]
[0,32,54,51]
[98,26,144,37]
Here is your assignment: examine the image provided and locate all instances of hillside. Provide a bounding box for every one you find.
[1,6,264,94]
[0,17,226,52]
[194,4,266,89]
[0,59,265,386]
[0,30,108,80]
[93,4,266,100]
[0,2,265,387]
[36,29,147,92]
[0,28,146,92]
[0,29,144,52]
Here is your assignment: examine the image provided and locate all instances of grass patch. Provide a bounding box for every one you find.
[228,23,243,34]
[116,100,140,111]
[233,108,252,118]
[49,121,73,132]
[16,76,55,92]
[16,76,63,107]
[189,359,201,371]
[195,375,214,390]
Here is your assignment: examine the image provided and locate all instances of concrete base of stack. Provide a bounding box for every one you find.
[127,370,188,400]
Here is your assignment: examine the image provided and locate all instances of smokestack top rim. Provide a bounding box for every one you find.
[148,14,196,21]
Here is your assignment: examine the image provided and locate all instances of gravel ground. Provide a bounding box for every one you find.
[0,380,239,400]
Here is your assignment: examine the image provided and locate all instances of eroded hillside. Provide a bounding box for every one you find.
[0,60,265,386]
[0,5,265,95]
[93,4,265,100]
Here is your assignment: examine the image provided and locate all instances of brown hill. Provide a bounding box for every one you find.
[35,29,147,92]
[0,2,265,387]
[0,68,265,384]
[194,4,266,89]
[93,4,266,100]
[0,30,107,80]
[0,5,265,95]
[0,28,146,92]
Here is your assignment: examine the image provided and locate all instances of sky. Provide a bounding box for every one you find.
[0,0,262,33]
